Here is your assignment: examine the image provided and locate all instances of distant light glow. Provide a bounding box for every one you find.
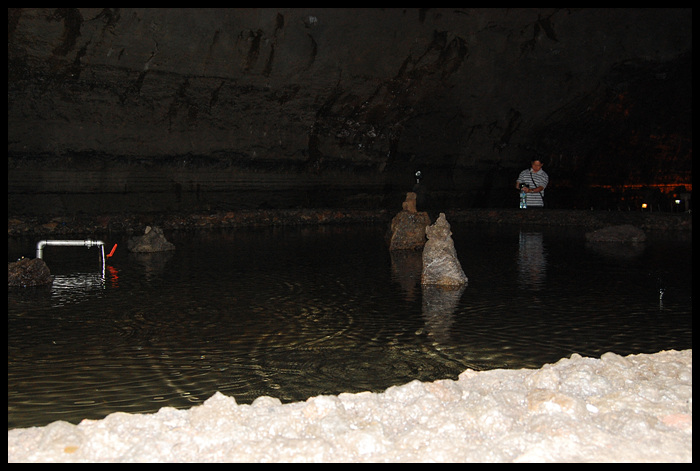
[589,183,692,193]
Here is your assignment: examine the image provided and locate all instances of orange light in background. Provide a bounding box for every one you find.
[641,203,648,209]
[590,183,692,193]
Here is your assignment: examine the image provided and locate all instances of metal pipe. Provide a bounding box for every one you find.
[36,239,105,259]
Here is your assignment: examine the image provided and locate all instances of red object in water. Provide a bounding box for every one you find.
[107,243,117,258]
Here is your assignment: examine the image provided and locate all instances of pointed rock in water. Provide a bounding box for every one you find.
[421,213,468,286]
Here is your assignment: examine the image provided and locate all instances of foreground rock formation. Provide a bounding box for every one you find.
[7,350,691,463]
[421,213,468,286]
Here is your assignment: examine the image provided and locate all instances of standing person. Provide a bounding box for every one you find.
[515,159,548,208]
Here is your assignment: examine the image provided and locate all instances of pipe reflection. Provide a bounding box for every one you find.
[50,273,106,306]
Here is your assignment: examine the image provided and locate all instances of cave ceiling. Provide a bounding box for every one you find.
[7,8,692,213]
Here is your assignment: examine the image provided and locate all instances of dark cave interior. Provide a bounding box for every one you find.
[7,8,692,216]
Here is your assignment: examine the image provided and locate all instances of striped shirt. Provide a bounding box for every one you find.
[517,168,549,207]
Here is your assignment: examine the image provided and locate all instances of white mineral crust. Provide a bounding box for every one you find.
[8,349,691,463]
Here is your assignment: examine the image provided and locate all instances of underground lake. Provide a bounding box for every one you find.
[7,222,692,430]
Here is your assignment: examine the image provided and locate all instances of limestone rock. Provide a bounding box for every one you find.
[421,213,468,286]
[388,193,431,251]
[401,191,418,213]
[8,257,53,287]
[6,349,692,463]
[127,226,176,253]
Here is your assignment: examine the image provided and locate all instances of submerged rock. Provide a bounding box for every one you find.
[127,226,176,253]
[8,257,53,287]
[421,213,468,286]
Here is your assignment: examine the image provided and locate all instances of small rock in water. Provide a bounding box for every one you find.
[8,257,53,287]
[127,226,175,253]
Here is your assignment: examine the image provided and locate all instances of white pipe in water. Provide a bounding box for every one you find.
[36,239,105,259]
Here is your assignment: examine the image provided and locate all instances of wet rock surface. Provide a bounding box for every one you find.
[7,209,393,238]
[127,226,175,253]
[421,213,468,286]
[388,192,432,251]
[7,257,53,287]
[7,209,691,238]
[7,350,691,463]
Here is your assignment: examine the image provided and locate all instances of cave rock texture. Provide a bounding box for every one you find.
[8,8,692,215]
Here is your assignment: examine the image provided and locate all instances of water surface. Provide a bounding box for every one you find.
[8,222,692,429]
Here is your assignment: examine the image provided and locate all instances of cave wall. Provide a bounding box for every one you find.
[7,8,692,215]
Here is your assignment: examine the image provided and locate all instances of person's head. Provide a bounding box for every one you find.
[530,159,544,172]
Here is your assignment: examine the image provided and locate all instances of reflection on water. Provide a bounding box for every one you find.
[390,250,422,302]
[421,285,465,344]
[8,223,692,429]
[585,240,646,260]
[390,249,466,342]
[127,250,174,281]
[50,273,106,306]
[517,231,547,290]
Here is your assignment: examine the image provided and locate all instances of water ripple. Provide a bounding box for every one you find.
[8,224,692,429]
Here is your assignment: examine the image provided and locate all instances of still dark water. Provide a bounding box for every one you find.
[8,222,692,429]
